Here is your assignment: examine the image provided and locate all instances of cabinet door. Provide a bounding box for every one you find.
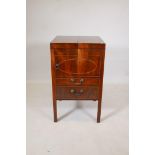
[55,50,101,77]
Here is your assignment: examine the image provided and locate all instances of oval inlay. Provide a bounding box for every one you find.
[58,58,97,75]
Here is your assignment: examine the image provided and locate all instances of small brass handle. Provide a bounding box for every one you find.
[70,89,84,96]
[70,78,84,85]
[70,89,75,93]
[79,89,84,93]
[70,78,75,82]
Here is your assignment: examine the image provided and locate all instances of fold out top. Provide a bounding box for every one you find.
[51,36,105,49]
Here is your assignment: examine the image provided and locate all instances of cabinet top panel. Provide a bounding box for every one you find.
[51,36,105,49]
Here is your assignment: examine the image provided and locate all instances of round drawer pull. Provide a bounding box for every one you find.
[70,78,75,82]
[70,89,75,93]
[80,89,84,93]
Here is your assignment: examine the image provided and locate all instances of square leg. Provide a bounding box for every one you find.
[53,99,57,122]
[97,99,101,123]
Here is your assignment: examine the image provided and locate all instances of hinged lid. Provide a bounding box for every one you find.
[50,36,105,49]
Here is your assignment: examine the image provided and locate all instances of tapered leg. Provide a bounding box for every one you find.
[53,99,57,122]
[97,99,101,123]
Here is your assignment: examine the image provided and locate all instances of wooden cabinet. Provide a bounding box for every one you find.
[50,36,106,123]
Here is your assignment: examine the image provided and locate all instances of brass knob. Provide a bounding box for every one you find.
[80,89,84,93]
[70,78,75,82]
[70,89,75,93]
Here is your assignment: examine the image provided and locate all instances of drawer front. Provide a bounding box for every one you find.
[56,86,98,100]
[55,55,101,77]
[56,78,99,86]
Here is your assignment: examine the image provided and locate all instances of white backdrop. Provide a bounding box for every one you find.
[27,0,128,84]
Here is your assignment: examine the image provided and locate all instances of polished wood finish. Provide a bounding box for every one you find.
[54,49,104,56]
[50,36,106,123]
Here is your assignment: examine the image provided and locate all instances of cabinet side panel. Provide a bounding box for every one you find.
[50,45,56,98]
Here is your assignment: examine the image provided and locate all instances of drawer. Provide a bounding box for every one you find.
[56,86,98,100]
[55,55,101,77]
[56,78,99,86]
